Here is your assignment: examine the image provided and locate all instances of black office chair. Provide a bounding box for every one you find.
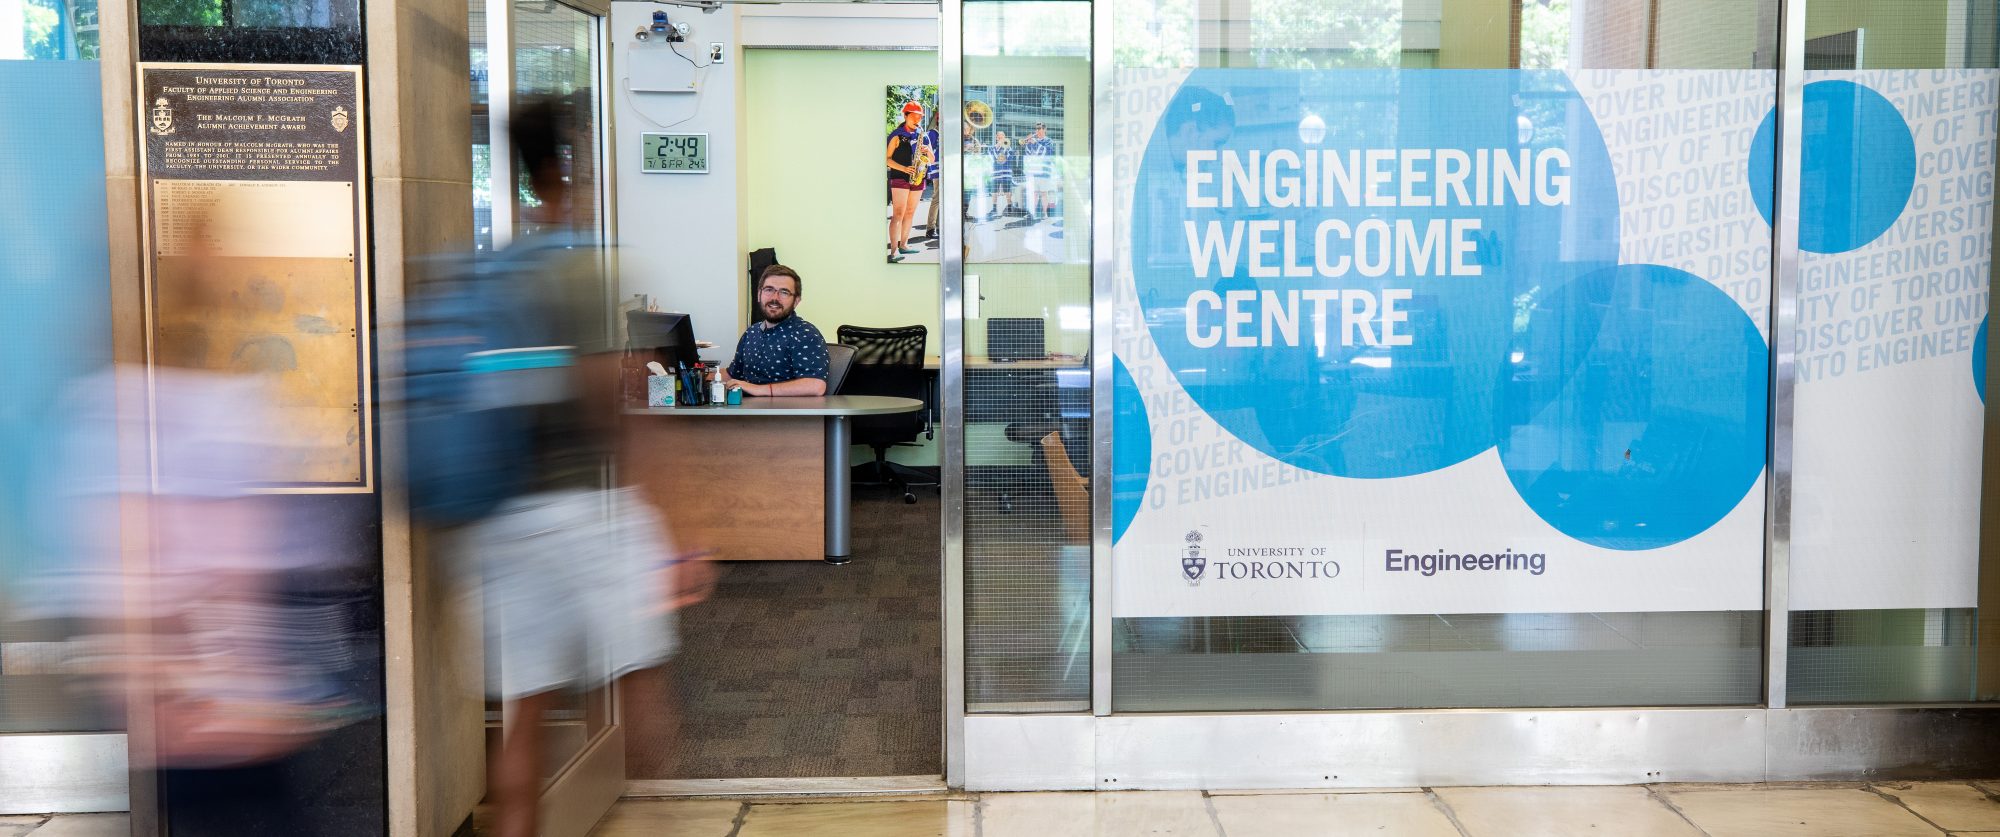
[747,247,779,300]
[825,343,857,394]
[837,324,937,504]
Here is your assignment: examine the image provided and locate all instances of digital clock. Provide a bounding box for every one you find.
[641,132,708,174]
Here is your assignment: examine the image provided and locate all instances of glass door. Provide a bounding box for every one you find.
[473,1,624,833]
[953,0,1096,714]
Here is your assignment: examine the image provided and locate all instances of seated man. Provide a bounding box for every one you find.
[720,264,830,396]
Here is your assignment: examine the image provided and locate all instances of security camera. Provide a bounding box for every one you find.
[650,10,679,41]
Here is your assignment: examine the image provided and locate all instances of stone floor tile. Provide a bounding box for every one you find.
[587,799,741,837]
[1665,787,1942,837]
[1874,783,2000,832]
[1211,792,1459,837]
[0,818,44,837]
[24,815,128,837]
[979,793,1102,837]
[1436,786,1702,837]
[1207,788,1426,796]
[736,799,972,837]
[750,792,975,804]
[1093,791,1221,836]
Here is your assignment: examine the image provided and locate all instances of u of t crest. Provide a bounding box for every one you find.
[1181,529,1205,585]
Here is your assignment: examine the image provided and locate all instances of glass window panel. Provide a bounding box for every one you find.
[1108,0,1780,711]
[963,0,1095,713]
[135,0,362,63]
[513,0,604,243]
[1785,0,2000,705]
[472,2,494,252]
[0,55,114,734]
[0,0,97,59]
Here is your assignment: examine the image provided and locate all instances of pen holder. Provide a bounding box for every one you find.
[647,374,674,407]
[726,387,743,406]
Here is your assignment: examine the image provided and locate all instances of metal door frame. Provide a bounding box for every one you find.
[937,0,968,787]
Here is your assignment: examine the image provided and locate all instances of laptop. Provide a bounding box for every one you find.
[986,317,1046,363]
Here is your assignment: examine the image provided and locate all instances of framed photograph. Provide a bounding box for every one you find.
[885,84,940,264]
[963,84,1067,264]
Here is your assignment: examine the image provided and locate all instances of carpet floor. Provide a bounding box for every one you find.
[631,485,943,779]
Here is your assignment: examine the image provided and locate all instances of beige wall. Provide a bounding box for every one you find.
[94,0,153,828]
[365,0,486,833]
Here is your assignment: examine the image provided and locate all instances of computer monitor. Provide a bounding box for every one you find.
[986,317,1046,362]
[627,311,702,368]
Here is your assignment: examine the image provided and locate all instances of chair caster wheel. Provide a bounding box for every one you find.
[903,493,917,504]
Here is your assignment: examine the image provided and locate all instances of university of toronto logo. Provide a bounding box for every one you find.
[149,97,174,136]
[1181,529,1206,586]
[331,106,350,133]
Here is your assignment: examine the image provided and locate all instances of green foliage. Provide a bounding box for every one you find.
[964,2,1088,59]
[21,0,61,59]
[1519,0,1572,70]
[1113,0,1412,70]
[139,0,225,27]
[883,84,938,133]
[71,0,98,60]
[1114,0,1195,68]
[1249,0,1402,70]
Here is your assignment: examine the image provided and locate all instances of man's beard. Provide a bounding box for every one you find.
[761,303,792,323]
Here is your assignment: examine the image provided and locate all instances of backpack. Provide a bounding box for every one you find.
[402,241,565,525]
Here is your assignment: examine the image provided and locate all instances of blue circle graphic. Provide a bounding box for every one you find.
[1130,70,1621,478]
[1975,315,1988,403]
[1749,80,1916,254]
[1112,357,1151,544]
[1495,265,1768,550]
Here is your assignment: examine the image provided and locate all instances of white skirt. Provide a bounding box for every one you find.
[463,487,680,701]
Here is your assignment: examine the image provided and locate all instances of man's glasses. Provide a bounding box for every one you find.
[761,286,796,299]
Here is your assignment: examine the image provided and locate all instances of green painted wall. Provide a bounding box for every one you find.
[744,48,942,356]
[1437,0,1512,68]
[1656,0,1766,68]
[745,49,1091,468]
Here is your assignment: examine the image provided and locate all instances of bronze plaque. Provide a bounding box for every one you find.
[139,63,371,491]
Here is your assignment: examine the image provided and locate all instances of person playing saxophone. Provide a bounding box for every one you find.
[887,101,927,262]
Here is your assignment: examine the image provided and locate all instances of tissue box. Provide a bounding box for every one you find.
[647,374,675,407]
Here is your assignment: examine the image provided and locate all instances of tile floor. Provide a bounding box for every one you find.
[16,781,2000,836]
[587,782,2000,837]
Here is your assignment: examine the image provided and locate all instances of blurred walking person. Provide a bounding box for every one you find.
[919,111,942,244]
[19,192,374,835]
[403,95,711,837]
[988,130,1015,220]
[962,119,989,222]
[1023,122,1056,220]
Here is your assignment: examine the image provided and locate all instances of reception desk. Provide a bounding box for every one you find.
[621,395,923,563]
